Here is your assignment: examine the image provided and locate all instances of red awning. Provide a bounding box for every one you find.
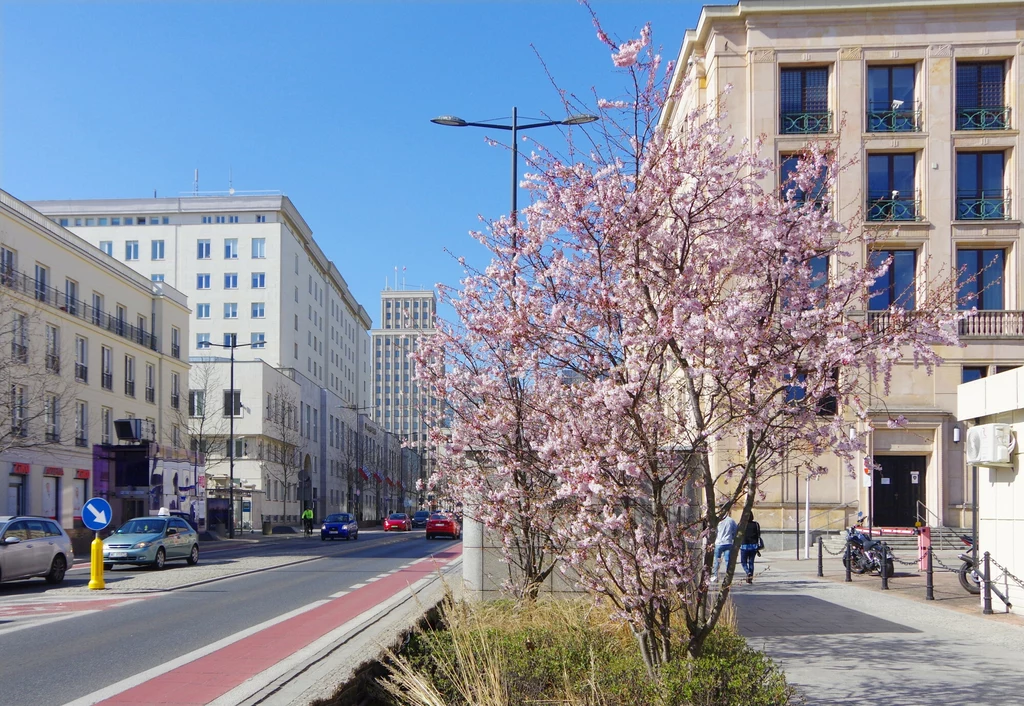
[11,463,29,475]
[75,469,90,479]
[44,467,64,477]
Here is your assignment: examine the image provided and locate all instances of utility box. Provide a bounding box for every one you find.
[966,423,1016,466]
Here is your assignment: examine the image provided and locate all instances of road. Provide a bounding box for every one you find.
[0,530,458,706]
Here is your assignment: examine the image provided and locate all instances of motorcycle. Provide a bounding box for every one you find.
[957,535,982,595]
[842,527,896,577]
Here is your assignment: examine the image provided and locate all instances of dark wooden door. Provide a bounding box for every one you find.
[873,455,926,527]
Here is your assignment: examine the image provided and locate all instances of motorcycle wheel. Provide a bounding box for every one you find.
[885,559,895,577]
[959,560,982,595]
[844,551,869,574]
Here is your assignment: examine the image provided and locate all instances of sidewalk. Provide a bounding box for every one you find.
[731,551,1024,705]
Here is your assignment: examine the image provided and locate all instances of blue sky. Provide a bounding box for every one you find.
[1,1,707,326]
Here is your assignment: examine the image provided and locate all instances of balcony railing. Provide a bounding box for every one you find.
[74,436,88,448]
[0,266,158,351]
[125,380,135,397]
[867,104,922,132]
[11,342,27,364]
[145,387,155,403]
[45,431,60,443]
[867,193,922,221]
[956,193,1009,220]
[171,393,180,410]
[956,106,1010,131]
[101,371,113,390]
[781,110,833,134]
[45,353,61,374]
[959,311,1024,337]
[171,343,180,359]
[75,363,88,383]
[10,423,27,438]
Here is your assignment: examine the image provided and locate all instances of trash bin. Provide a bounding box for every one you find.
[262,521,272,535]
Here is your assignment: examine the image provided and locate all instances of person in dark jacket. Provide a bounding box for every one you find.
[740,513,762,583]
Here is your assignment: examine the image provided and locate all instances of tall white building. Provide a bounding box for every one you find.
[30,195,410,524]
[370,287,439,497]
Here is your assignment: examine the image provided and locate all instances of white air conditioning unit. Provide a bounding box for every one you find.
[965,423,1016,466]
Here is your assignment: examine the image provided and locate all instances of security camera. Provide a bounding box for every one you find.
[891,99,905,110]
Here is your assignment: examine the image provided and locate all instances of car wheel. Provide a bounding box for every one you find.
[353,532,358,540]
[321,536,326,541]
[153,548,166,570]
[187,544,199,566]
[45,555,67,584]
[103,563,113,571]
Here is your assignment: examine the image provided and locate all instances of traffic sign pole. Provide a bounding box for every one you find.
[82,497,113,591]
[88,532,105,590]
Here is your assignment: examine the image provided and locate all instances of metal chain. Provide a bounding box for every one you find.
[989,555,1024,592]
[821,542,847,556]
[930,552,966,573]
[890,553,919,566]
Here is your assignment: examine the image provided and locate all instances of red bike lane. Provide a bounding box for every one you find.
[91,546,462,706]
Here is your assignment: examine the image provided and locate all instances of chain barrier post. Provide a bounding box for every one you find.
[983,551,993,615]
[845,536,852,582]
[817,536,823,578]
[925,546,934,600]
[880,541,890,589]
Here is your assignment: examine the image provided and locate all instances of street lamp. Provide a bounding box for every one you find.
[199,336,261,539]
[431,108,598,223]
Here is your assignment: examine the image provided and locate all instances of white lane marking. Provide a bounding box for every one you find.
[328,590,350,599]
[61,599,331,706]
[0,611,91,637]
[373,573,391,580]
[348,583,367,589]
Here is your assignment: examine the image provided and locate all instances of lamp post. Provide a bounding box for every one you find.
[431,108,598,223]
[200,337,259,539]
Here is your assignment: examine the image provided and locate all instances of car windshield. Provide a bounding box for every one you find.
[325,514,351,523]
[429,514,447,521]
[414,511,429,518]
[115,519,167,535]
[389,514,406,520]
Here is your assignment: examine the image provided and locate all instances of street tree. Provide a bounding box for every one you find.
[418,17,963,673]
[261,382,303,521]
[0,279,79,457]
[174,360,229,488]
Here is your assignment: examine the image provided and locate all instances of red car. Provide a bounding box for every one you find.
[383,513,412,531]
[426,512,462,540]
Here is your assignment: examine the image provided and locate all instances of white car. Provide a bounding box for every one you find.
[0,516,73,585]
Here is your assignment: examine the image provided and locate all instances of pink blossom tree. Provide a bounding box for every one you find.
[418,17,963,672]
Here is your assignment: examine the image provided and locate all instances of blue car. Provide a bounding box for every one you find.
[321,513,359,541]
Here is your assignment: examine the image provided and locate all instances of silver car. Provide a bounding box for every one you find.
[0,516,73,585]
[103,516,199,570]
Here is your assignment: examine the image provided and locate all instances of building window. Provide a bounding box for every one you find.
[151,240,165,260]
[228,215,239,224]
[251,332,266,348]
[101,407,112,444]
[251,302,265,318]
[867,154,918,221]
[867,66,918,132]
[189,390,206,417]
[124,355,136,397]
[216,216,226,224]
[251,238,266,258]
[957,249,1004,310]
[75,336,88,383]
[225,238,238,259]
[869,250,916,310]
[125,241,139,261]
[197,303,211,319]
[224,303,238,319]
[45,324,60,373]
[146,363,156,403]
[197,333,210,349]
[780,155,827,207]
[224,333,237,347]
[223,390,242,417]
[76,401,88,447]
[252,272,266,288]
[197,274,211,289]
[962,366,988,384]
[171,326,181,359]
[101,346,113,390]
[202,216,212,224]
[171,372,180,410]
[224,273,238,289]
[197,239,211,259]
[956,152,1007,220]
[780,66,831,134]
[99,241,113,256]
[956,62,1008,130]
[256,214,266,223]
[151,274,165,282]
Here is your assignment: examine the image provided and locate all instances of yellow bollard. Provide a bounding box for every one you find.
[88,533,105,590]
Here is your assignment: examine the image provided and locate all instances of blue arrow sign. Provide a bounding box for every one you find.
[82,497,112,532]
